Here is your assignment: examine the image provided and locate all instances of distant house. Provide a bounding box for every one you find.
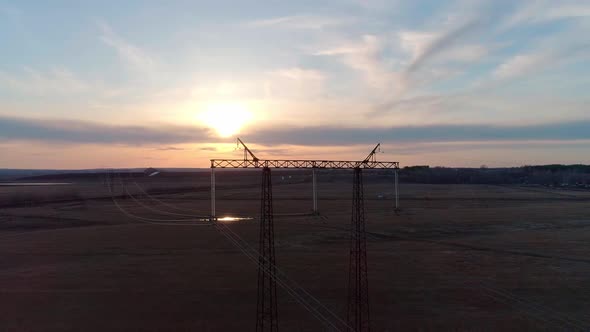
[144,168,160,177]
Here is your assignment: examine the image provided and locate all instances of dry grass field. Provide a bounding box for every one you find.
[1,171,589,331]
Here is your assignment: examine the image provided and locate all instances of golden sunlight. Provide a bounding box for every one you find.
[199,102,252,138]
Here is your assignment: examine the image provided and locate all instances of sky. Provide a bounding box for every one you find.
[1,0,590,169]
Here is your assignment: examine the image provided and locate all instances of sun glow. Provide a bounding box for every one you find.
[199,102,252,137]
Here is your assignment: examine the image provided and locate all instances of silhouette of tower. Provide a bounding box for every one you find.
[256,167,279,332]
[347,168,370,332]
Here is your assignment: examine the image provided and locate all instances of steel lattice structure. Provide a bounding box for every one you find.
[256,167,279,332]
[211,159,399,169]
[347,168,371,332]
[209,158,399,218]
[211,139,397,331]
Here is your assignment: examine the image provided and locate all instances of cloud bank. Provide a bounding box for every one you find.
[1,115,590,146]
[0,116,212,145]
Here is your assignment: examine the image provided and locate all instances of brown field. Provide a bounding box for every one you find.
[1,171,590,331]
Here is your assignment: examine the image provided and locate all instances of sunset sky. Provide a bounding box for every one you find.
[1,1,589,169]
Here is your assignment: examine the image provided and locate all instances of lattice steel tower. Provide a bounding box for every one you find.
[212,139,396,330]
[256,167,279,332]
[347,167,370,332]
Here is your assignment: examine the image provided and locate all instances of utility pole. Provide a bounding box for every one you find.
[211,167,216,219]
[256,166,279,331]
[394,169,399,210]
[347,168,370,332]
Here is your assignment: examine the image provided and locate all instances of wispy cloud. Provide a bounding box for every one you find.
[491,42,590,81]
[265,67,327,99]
[270,67,325,81]
[373,2,589,116]
[248,15,353,29]
[501,0,590,30]
[315,35,403,92]
[97,20,156,73]
[405,18,481,73]
[492,53,549,80]
[399,30,490,64]
[314,10,492,110]
[0,67,89,96]
[155,146,185,151]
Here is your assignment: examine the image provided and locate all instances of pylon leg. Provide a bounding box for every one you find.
[347,168,370,332]
[256,167,279,332]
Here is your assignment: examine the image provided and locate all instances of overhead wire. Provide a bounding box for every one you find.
[120,173,202,218]
[127,173,349,327]
[106,171,212,225]
[107,167,590,330]
[107,171,349,330]
[469,280,590,330]
[131,180,202,214]
[271,217,590,330]
[216,221,352,331]
[214,222,347,331]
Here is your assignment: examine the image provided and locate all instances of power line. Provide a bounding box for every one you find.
[107,171,350,330]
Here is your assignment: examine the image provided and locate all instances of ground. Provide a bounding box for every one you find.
[0,171,589,331]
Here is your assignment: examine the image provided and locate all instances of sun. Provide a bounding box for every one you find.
[199,102,252,138]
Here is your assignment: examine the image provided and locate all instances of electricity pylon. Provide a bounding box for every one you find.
[347,167,370,332]
[256,167,279,332]
[213,139,396,330]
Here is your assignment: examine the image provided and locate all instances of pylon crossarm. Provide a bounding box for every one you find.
[211,159,398,169]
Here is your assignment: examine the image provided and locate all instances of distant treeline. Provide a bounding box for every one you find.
[399,164,590,186]
[7,164,590,187]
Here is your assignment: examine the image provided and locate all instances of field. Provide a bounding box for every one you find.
[1,171,589,331]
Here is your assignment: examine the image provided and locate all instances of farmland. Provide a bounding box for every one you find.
[1,171,589,331]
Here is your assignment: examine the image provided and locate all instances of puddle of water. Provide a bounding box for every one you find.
[216,216,254,223]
